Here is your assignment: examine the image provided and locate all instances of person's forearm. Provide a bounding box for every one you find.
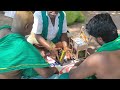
[69,67,78,79]
[35,34,52,51]
[62,41,68,51]
[61,33,69,50]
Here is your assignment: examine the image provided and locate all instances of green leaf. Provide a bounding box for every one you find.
[65,11,85,25]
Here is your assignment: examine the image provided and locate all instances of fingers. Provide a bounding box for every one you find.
[40,50,46,58]
[65,50,73,60]
[55,48,61,51]
[50,50,59,60]
[67,48,72,51]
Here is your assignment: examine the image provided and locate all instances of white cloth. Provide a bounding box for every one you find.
[4,11,16,18]
[32,11,68,41]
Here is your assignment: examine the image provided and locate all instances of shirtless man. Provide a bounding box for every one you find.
[59,13,120,79]
[0,11,58,79]
[69,50,120,79]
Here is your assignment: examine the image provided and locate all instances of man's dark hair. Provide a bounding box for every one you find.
[86,13,118,43]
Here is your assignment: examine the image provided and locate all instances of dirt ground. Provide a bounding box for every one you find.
[83,11,120,30]
[0,11,13,26]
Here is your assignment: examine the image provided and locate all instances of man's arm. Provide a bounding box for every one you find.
[61,33,69,50]
[35,34,59,59]
[69,54,100,79]
[61,33,72,59]
[61,12,69,50]
[35,34,52,51]
[32,11,50,50]
[61,12,72,59]
[34,67,59,78]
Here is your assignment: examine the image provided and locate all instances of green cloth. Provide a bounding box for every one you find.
[58,73,96,79]
[0,24,11,30]
[96,35,120,52]
[65,11,85,25]
[41,11,64,43]
[59,73,69,79]
[0,26,50,78]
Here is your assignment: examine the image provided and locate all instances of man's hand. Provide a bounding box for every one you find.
[64,47,72,60]
[50,47,61,60]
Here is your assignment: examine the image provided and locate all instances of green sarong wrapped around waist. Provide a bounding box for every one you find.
[0,32,50,78]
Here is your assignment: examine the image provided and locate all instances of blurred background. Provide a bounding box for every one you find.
[1,11,120,31]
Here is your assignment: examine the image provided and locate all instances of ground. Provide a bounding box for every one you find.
[0,11,13,26]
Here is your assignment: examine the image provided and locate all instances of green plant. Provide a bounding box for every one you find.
[65,11,85,25]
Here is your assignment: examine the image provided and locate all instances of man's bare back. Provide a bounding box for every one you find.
[95,50,120,79]
[69,50,120,79]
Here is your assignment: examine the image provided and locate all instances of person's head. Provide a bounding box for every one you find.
[86,13,118,45]
[11,11,34,36]
[47,11,59,19]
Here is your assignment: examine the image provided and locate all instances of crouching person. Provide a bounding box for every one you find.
[0,11,59,79]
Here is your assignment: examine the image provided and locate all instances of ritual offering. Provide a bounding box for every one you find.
[69,25,91,59]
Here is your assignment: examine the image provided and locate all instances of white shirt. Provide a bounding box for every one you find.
[4,11,16,18]
[32,11,68,41]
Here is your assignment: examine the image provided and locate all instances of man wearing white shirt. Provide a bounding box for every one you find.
[27,11,71,59]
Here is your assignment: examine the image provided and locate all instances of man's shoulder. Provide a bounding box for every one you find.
[34,11,42,18]
[34,11,41,14]
[86,52,106,64]
[90,52,106,59]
